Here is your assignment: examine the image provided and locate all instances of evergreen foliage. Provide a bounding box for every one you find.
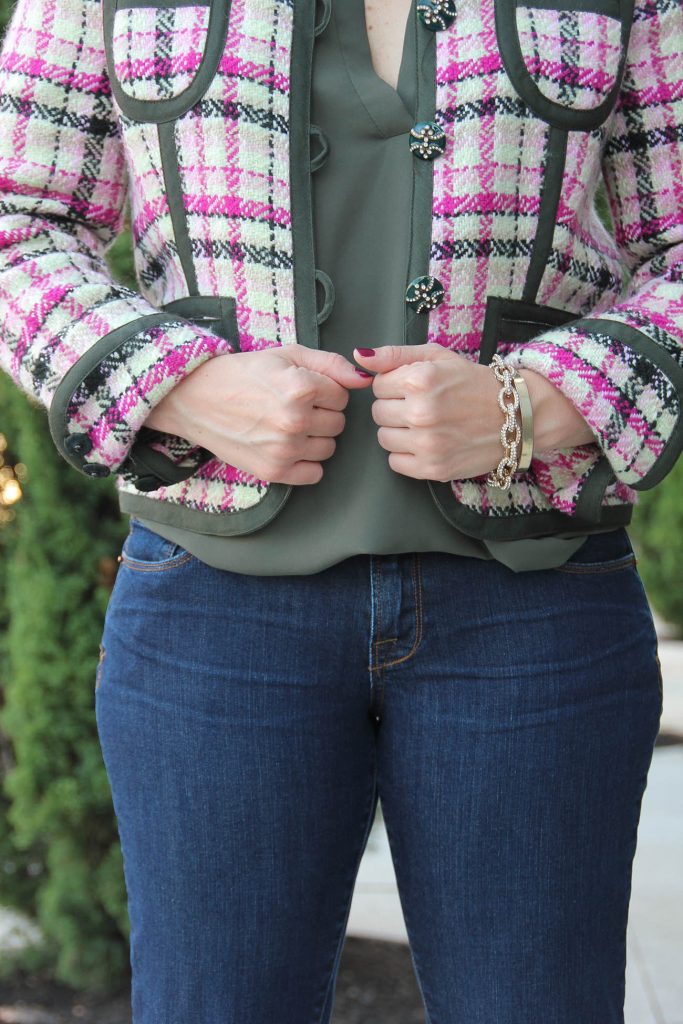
[0,376,130,992]
[629,460,683,635]
[0,1,136,991]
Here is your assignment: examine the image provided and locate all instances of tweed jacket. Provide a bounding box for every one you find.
[0,0,681,541]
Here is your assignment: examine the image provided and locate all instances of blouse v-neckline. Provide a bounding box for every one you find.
[333,0,416,138]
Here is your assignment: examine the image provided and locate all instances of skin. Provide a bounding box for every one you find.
[143,0,598,485]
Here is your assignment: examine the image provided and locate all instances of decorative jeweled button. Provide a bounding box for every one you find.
[405,276,445,313]
[416,0,456,31]
[409,122,447,161]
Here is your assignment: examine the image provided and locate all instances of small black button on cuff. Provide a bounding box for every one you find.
[82,462,111,478]
[64,432,93,457]
[132,475,164,492]
[409,122,447,160]
[417,0,456,31]
[405,276,445,313]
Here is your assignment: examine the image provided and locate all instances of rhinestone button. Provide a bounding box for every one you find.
[409,122,447,161]
[405,276,445,313]
[416,0,456,31]
[64,432,92,456]
[82,462,111,478]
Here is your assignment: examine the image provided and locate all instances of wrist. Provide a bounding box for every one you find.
[517,367,597,450]
[142,389,187,439]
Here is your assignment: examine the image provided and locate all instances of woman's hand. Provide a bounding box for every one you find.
[143,344,372,485]
[353,344,598,482]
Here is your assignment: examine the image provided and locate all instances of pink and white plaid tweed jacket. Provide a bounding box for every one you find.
[0,0,681,540]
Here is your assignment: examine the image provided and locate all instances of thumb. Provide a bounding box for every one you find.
[353,343,448,372]
[282,344,373,388]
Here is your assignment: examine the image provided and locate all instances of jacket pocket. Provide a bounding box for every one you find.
[103,0,231,123]
[495,0,635,130]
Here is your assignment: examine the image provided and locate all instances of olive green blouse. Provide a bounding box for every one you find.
[136,0,590,575]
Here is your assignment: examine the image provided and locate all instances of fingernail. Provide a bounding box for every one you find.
[355,347,376,357]
[355,368,373,378]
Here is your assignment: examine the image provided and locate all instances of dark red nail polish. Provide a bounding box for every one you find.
[355,347,376,357]
[355,368,373,378]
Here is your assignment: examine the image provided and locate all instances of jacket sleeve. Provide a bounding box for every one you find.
[0,0,234,486]
[503,0,683,495]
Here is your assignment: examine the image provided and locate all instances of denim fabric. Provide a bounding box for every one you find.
[95,518,663,1024]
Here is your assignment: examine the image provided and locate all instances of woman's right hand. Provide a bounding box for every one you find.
[142,344,373,485]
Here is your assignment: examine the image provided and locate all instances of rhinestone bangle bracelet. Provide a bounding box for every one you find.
[513,371,533,472]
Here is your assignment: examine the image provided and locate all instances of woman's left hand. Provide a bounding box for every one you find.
[353,344,598,482]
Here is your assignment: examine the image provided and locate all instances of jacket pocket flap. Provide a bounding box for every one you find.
[103,0,230,122]
[496,0,635,130]
[112,3,210,103]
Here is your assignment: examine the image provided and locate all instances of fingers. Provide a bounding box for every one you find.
[386,452,423,479]
[370,364,424,399]
[306,371,354,411]
[263,435,337,486]
[353,343,445,372]
[376,425,413,455]
[301,435,337,462]
[281,461,325,486]
[309,407,346,436]
[371,397,407,428]
[283,345,373,391]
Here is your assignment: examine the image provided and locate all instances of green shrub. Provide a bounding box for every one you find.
[0,375,130,993]
[0,0,137,975]
[630,461,683,637]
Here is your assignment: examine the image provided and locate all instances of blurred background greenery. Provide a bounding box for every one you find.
[0,0,681,1003]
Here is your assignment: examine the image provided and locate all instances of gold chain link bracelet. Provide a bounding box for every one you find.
[486,354,534,489]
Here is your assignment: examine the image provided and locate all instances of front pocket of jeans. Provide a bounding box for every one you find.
[551,550,637,573]
[119,519,195,571]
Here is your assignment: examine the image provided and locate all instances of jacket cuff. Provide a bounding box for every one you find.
[502,317,683,490]
[47,312,234,483]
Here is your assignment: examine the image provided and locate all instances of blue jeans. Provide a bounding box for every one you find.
[95,518,663,1024]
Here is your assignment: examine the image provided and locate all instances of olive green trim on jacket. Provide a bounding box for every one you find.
[427,476,633,541]
[160,295,240,347]
[405,10,436,349]
[522,126,568,303]
[569,317,683,490]
[479,296,578,366]
[158,121,199,296]
[48,312,176,475]
[291,0,322,353]
[118,483,292,536]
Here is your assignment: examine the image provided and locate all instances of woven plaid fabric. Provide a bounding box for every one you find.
[0,0,681,531]
[0,0,235,478]
[174,0,296,342]
[501,0,683,515]
[516,5,623,111]
[112,5,211,102]
[427,0,682,522]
